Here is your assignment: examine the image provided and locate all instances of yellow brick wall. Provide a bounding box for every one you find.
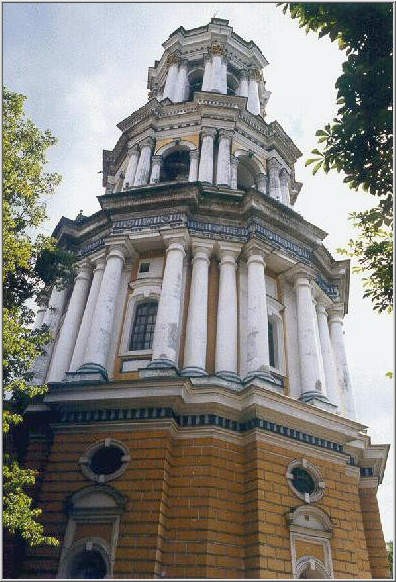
[21,425,383,579]
[359,486,390,578]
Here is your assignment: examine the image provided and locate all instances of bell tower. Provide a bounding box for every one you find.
[22,18,389,579]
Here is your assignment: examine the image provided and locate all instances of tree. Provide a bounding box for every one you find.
[280,3,393,313]
[3,86,74,547]
[387,541,393,578]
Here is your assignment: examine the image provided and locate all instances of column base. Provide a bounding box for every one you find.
[147,358,178,370]
[68,363,109,383]
[215,370,241,383]
[299,391,338,413]
[180,366,208,377]
[244,369,274,384]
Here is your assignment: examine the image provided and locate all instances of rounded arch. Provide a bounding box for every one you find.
[227,72,239,96]
[187,67,204,100]
[296,556,331,579]
[287,504,333,533]
[234,149,265,191]
[157,141,195,183]
[58,537,111,579]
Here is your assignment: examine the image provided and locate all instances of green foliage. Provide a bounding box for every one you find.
[281,3,393,313]
[2,86,72,546]
[387,541,393,577]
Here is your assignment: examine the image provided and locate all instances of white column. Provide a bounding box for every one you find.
[31,285,68,384]
[215,243,241,381]
[279,168,291,205]
[245,243,272,382]
[105,176,117,194]
[328,305,356,419]
[268,157,282,201]
[78,244,127,380]
[123,145,140,189]
[150,234,187,369]
[316,301,341,410]
[188,150,199,182]
[198,127,216,183]
[257,172,267,195]
[294,272,325,394]
[216,129,232,186]
[133,137,154,186]
[210,54,225,93]
[162,54,180,101]
[230,155,239,190]
[182,240,213,376]
[150,155,162,184]
[32,302,47,330]
[47,261,92,382]
[237,70,249,98]
[201,56,213,92]
[174,60,188,102]
[68,255,106,372]
[247,70,261,115]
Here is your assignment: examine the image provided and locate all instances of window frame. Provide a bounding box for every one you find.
[129,299,158,352]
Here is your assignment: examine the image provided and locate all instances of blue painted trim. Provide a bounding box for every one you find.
[57,405,344,454]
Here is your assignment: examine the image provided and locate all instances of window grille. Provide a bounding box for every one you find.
[129,301,158,350]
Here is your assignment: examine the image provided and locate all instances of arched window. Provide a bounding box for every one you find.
[227,72,239,96]
[188,68,204,100]
[129,300,158,351]
[237,157,257,190]
[69,549,107,579]
[160,149,190,182]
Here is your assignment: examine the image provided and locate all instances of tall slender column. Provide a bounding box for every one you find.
[47,261,92,382]
[174,60,188,102]
[123,145,140,189]
[316,301,341,410]
[162,54,180,101]
[201,56,213,92]
[149,234,187,370]
[216,129,232,186]
[198,127,216,183]
[247,70,261,115]
[237,70,249,98]
[77,243,127,380]
[257,172,267,194]
[230,155,239,189]
[268,157,282,200]
[181,240,213,376]
[279,168,291,205]
[150,155,162,184]
[245,243,272,382]
[134,137,154,186]
[328,305,356,419]
[215,243,241,381]
[209,44,227,94]
[294,272,325,396]
[188,150,199,182]
[31,285,68,384]
[68,255,106,372]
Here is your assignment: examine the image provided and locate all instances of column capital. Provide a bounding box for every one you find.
[127,141,140,153]
[240,68,249,80]
[244,240,267,263]
[162,229,189,253]
[104,236,137,262]
[216,241,241,263]
[209,41,226,57]
[151,155,162,165]
[201,126,217,139]
[267,156,282,171]
[166,52,181,66]
[191,238,214,262]
[293,270,314,289]
[139,136,155,149]
[249,68,263,81]
[75,260,92,280]
[328,303,345,323]
[189,149,199,160]
[218,128,233,140]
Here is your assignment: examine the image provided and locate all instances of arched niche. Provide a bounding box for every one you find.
[296,556,332,579]
[234,149,265,191]
[156,140,196,183]
[187,67,204,100]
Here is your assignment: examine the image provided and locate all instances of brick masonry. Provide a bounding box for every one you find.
[19,423,389,579]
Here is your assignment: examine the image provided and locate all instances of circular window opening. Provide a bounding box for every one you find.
[69,549,107,579]
[90,445,124,475]
[286,459,325,503]
[291,467,316,495]
[79,439,130,483]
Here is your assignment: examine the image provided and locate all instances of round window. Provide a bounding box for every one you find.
[79,439,130,483]
[286,459,325,503]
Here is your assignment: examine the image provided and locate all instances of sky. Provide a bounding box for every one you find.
[3,2,394,541]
